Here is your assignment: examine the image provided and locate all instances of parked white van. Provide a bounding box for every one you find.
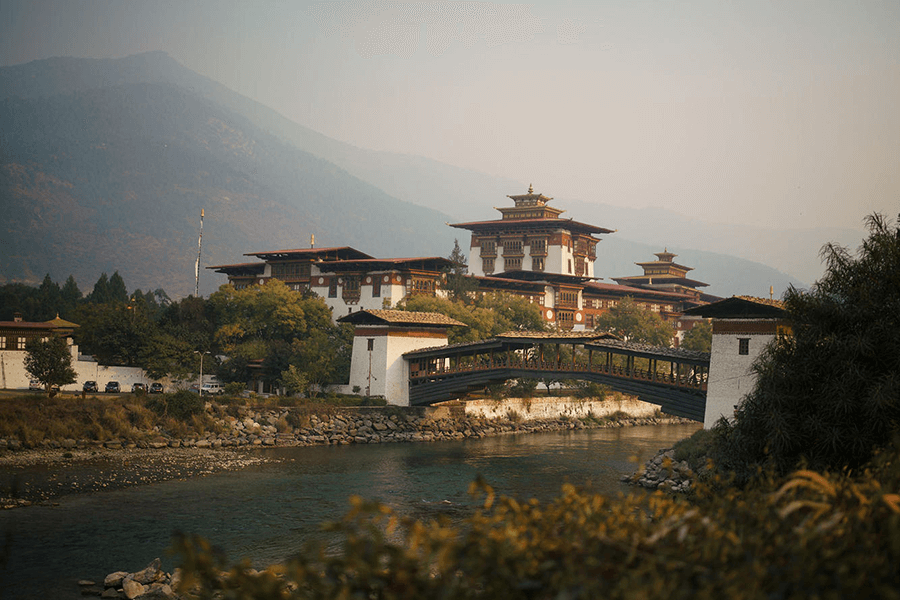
[200,382,225,395]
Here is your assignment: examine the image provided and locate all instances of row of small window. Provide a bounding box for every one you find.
[483,257,544,273]
[270,262,312,279]
[481,239,548,255]
[325,278,435,299]
[0,336,44,349]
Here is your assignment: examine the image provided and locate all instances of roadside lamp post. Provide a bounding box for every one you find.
[194,351,210,396]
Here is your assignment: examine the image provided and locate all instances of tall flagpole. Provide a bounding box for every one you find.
[195,209,204,297]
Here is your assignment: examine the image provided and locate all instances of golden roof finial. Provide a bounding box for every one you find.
[528,184,533,194]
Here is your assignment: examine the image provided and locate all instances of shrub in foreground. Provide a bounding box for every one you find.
[173,444,900,599]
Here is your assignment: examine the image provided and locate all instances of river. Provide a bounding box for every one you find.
[0,423,698,599]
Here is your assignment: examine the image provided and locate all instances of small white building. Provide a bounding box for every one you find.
[683,296,789,428]
[337,309,467,406]
[0,314,150,391]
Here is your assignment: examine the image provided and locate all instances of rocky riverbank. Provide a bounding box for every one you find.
[1,405,694,508]
[622,447,698,493]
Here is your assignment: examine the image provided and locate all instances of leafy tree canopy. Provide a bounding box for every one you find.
[594,297,674,346]
[403,292,545,344]
[712,213,900,480]
[24,335,77,394]
[680,320,712,352]
[209,280,333,353]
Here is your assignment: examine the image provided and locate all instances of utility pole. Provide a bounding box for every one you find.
[194,208,204,297]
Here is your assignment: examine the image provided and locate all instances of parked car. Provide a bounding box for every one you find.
[29,379,42,391]
[105,381,120,393]
[149,382,164,394]
[200,382,225,396]
[131,383,147,393]
[83,381,99,393]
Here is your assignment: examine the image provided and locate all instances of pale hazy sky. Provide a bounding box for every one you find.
[1,0,897,231]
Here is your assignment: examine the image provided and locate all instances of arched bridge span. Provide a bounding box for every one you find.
[404,332,709,421]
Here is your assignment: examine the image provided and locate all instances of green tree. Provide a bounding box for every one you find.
[107,271,129,303]
[444,239,478,301]
[70,302,155,366]
[60,275,82,317]
[210,281,346,390]
[88,273,111,304]
[712,213,900,480]
[680,319,712,352]
[36,274,62,320]
[280,364,309,396]
[594,297,674,345]
[404,292,545,344]
[140,333,195,380]
[24,336,77,394]
[209,281,333,352]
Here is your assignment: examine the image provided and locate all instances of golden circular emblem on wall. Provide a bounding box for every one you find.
[365,276,371,283]
[318,277,325,285]
[338,278,343,284]
[394,275,401,283]
[383,275,390,283]
[575,312,583,322]
[258,279,265,285]
[546,309,554,320]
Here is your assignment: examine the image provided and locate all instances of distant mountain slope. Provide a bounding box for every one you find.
[0,77,457,296]
[0,52,848,299]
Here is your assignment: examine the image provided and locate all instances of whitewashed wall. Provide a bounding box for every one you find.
[703,332,775,428]
[461,395,661,421]
[347,330,449,406]
[0,342,150,392]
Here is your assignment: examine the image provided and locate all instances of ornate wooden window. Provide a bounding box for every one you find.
[372,280,381,298]
[556,290,578,308]
[504,257,522,271]
[480,240,497,257]
[342,276,361,301]
[557,311,575,329]
[409,277,436,296]
[482,258,495,274]
[271,262,311,280]
[530,238,547,255]
[503,240,523,256]
[328,281,337,298]
[0,336,5,349]
[531,257,545,271]
[738,338,750,355]
[17,337,26,350]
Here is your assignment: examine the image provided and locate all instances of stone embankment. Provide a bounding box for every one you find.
[0,406,692,453]
[622,448,695,493]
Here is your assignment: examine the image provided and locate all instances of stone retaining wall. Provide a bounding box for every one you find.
[0,399,691,452]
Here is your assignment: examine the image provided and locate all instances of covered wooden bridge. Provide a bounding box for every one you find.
[404,332,710,421]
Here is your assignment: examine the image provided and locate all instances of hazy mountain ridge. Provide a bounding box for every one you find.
[0,52,846,300]
[0,72,457,295]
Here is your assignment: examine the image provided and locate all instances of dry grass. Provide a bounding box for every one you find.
[0,394,215,443]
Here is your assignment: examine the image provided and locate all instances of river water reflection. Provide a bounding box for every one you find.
[0,423,698,599]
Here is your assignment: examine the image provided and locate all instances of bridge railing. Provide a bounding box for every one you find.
[409,356,707,390]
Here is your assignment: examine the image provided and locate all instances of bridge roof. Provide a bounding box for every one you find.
[586,339,710,365]
[404,330,620,359]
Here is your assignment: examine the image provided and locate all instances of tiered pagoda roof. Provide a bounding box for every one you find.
[449,185,614,236]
